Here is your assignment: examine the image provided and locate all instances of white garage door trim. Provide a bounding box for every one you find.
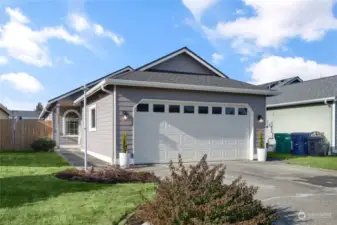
[132,99,255,163]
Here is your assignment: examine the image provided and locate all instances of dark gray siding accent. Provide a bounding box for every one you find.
[83,88,114,161]
[148,53,216,75]
[116,86,266,157]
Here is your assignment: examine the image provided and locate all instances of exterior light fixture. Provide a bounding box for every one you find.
[257,115,264,123]
[122,111,129,121]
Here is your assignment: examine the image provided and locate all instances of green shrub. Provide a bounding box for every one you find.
[259,130,265,149]
[135,155,278,225]
[122,132,128,153]
[30,137,56,152]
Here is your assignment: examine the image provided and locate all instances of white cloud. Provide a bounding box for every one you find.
[211,52,224,64]
[0,72,44,93]
[0,7,85,67]
[248,56,337,84]
[68,13,124,45]
[208,0,337,53]
[0,56,8,64]
[68,13,90,32]
[63,56,73,64]
[2,97,37,110]
[235,9,245,15]
[182,0,218,22]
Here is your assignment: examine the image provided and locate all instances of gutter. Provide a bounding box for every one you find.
[267,97,336,108]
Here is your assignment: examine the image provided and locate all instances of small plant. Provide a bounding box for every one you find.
[31,137,56,152]
[122,131,128,153]
[259,130,265,148]
[135,154,278,225]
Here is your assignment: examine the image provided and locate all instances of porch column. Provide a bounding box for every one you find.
[56,103,60,149]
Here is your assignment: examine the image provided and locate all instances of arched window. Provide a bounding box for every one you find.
[64,110,79,135]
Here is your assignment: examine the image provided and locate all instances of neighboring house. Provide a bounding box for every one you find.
[258,76,303,89]
[40,47,276,164]
[0,103,11,119]
[10,110,40,120]
[264,75,337,153]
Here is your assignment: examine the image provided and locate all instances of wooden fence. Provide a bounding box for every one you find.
[0,119,52,150]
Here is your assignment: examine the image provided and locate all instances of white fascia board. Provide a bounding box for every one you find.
[107,79,277,96]
[139,49,227,79]
[73,80,107,105]
[267,97,336,108]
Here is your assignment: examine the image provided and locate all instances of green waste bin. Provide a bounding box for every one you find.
[274,133,292,153]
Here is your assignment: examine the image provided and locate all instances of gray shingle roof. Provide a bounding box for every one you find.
[11,110,40,118]
[112,71,266,90]
[267,75,337,105]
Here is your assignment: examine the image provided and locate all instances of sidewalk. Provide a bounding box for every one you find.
[56,148,109,168]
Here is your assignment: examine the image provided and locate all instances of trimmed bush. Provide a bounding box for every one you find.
[134,155,278,225]
[55,166,159,184]
[30,137,56,152]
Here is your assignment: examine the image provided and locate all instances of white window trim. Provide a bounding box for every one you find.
[88,104,97,132]
[62,109,80,137]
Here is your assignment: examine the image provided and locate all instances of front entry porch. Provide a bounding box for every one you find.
[52,100,82,150]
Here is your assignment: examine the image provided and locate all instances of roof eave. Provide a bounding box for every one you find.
[73,79,277,104]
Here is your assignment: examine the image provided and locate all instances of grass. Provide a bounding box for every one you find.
[267,152,337,171]
[0,151,155,225]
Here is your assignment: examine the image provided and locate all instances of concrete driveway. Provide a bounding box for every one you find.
[137,160,337,225]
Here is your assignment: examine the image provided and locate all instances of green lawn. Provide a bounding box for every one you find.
[267,152,337,171]
[0,151,155,225]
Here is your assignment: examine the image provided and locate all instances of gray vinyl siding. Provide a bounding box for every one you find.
[148,53,216,75]
[267,104,332,144]
[116,86,266,157]
[82,88,114,161]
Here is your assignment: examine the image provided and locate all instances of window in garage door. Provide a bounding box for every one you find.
[169,105,180,113]
[184,105,194,114]
[137,103,149,112]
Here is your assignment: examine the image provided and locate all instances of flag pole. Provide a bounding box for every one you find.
[83,85,88,170]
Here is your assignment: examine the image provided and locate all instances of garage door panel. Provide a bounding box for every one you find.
[210,149,223,159]
[134,101,250,163]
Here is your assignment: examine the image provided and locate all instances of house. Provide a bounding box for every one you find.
[264,75,337,153]
[0,103,11,119]
[39,47,276,164]
[10,110,40,120]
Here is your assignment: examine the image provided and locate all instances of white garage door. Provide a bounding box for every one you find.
[134,100,251,164]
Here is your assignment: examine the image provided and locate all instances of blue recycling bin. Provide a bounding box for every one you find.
[290,133,311,155]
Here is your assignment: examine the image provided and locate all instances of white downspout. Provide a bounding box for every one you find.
[101,84,115,165]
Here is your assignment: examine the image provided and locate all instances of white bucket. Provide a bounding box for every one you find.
[257,148,267,162]
[119,152,129,168]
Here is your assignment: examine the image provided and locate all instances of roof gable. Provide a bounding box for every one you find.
[137,47,228,78]
[259,76,303,89]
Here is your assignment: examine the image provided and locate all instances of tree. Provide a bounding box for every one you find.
[35,102,43,112]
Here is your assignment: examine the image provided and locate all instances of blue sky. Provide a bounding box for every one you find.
[0,0,337,110]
